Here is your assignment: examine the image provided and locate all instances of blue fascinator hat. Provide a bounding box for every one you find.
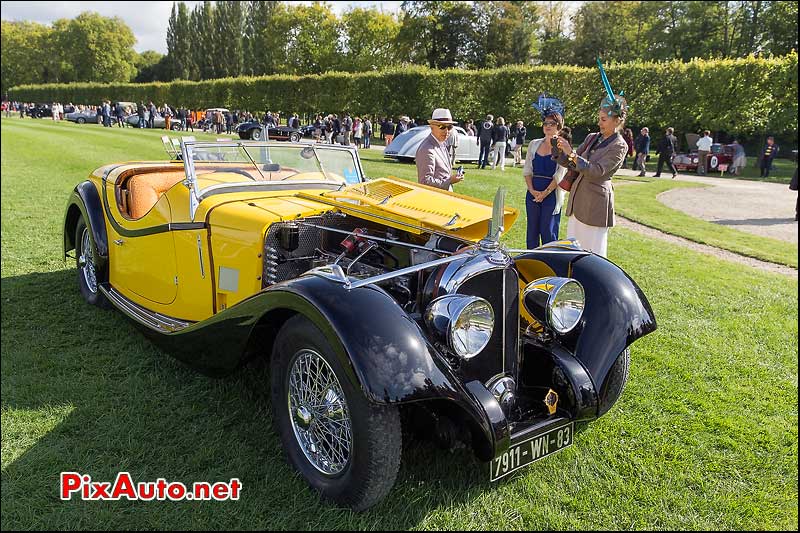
[531,93,565,122]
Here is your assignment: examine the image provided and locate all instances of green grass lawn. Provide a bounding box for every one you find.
[2,118,797,530]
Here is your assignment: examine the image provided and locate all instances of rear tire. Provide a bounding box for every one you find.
[75,218,111,309]
[270,315,402,511]
[76,117,86,124]
[289,132,301,143]
[251,128,263,140]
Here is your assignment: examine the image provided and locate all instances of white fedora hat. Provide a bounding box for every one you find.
[428,108,456,124]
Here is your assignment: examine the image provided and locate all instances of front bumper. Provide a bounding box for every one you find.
[462,339,598,462]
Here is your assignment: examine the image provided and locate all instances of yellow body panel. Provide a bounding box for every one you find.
[207,196,333,311]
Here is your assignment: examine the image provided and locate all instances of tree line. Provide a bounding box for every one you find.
[2,1,798,93]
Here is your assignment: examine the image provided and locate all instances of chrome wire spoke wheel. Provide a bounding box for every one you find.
[287,349,352,476]
[78,228,98,293]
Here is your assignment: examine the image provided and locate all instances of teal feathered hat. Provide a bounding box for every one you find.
[597,57,627,119]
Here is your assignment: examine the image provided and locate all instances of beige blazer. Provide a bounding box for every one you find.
[415,134,453,190]
[522,138,567,215]
[560,132,627,227]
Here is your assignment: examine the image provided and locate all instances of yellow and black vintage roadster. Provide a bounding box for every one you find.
[63,138,656,510]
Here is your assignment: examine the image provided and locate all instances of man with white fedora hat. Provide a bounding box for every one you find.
[415,108,463,191]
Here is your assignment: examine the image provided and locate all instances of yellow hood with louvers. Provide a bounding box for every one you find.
[297,177,518,241]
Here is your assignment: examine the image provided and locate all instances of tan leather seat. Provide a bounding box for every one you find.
[127,173,185,219]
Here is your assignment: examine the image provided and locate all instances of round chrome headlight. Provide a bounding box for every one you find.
[523,277,585,334]
[425,295,494,359]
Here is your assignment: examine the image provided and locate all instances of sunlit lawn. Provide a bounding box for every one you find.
[2,118,797,530]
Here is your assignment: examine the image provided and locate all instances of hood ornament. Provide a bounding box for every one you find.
[478,187,509,265]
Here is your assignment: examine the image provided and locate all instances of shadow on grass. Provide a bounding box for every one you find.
[714,217,797,226]
[1,269,494,529]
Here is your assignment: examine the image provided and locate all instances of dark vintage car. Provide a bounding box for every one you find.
[62,139,656,510]
[26,104,53,118]
[672,133,735,173]
[237,121,313,142]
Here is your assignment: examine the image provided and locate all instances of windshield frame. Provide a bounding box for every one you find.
[180,140,366,221]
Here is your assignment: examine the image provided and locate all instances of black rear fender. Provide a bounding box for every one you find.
[63,181,108,265]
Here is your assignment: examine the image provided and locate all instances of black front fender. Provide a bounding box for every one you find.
[267,276,473,405]
[63,181,108,264]
[515,251,656,410]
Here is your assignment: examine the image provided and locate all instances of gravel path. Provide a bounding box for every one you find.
[615,168,798,244]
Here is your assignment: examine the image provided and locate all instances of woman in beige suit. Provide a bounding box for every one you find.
[554,95,628,257]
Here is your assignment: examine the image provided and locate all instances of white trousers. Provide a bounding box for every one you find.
[567,216,609,257]
[491,142,506,170]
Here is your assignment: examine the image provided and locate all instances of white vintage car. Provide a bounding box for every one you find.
[384,125,480,163]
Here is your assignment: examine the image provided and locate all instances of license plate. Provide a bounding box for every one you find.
[489,421,574,481]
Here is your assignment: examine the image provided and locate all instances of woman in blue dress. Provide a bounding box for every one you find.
[522,94,569,249]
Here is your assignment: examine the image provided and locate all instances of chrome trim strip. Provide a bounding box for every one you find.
[196,235,205,278]
[440,255,506,296]
[295,221,457,256]
[328,254,467,290]
[307,264,349,284]
[507,238,589,255]
[197,181,342,202]
[99,284,192,333]
[506,248,592,255]
[502,266,506,373]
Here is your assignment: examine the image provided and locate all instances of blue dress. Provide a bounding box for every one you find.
[526,152,561,249]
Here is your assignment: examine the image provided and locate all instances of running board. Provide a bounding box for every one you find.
[99,284,193,333]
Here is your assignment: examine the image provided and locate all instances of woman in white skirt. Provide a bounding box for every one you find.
[554,88,628,257]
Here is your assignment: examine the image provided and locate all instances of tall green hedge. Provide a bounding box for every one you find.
[8,54,798,136]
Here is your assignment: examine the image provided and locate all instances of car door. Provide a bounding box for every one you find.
[104,173,179,306]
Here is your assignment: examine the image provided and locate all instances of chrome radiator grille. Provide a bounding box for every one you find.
[454,267,520,382]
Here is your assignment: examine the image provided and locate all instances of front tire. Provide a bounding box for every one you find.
[598,348,630,416]
[271,315,402,511]
[75,218,110,308]
[76,117,86,124]
[250,128,263,140]
[289,132,301,143]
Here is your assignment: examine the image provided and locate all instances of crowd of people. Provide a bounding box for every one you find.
[2,88,794,245]
[626,126,780,178]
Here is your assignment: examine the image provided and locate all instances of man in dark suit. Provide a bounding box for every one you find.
[477,114,494,169]
[653,127,678,178]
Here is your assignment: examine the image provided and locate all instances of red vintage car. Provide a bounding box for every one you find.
[672,133,735,173]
